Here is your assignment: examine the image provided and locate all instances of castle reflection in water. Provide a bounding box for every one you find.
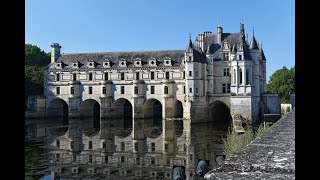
[25,117,227,180]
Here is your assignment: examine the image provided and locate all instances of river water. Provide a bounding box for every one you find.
[25,117,227,180]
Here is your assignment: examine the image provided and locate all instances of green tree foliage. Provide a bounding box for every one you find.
[267,66,295,103]
[25,44,50,100]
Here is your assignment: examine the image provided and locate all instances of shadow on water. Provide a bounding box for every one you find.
[25,116,228,180]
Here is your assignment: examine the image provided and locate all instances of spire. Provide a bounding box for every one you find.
[249,28,259,49]
[187,33,194,52]
[259,43,266,60]
[240,22,245,41]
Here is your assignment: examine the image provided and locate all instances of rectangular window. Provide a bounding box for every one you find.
[166,72,169,79]
[184,86,186,94]
[223,68,230,76]
[151,72,155,80]
[189,56,192,62]
[227,83,231,93]
[105,156,108,163]
[89,141,92,149]
[102,87,106,94]
[239,54,242,60]
[134,86,138,94]
[121,72,124,80]
[56,74,60,81]
[89,73,93,81]
[136,157,140,165]
[56,140,60,148]
[196,88,198,93]
[56,153,60,162]
[102,141,106,148]
[190,154,193,161]
[189,88,192,93]
[183,71,185,79]
[222,84,226,93]
[166,158,170,165]
[136,72,140,80]
[151,143,155,152]
[224,53,229,61]
[70,141,74,150]
[89,155,92,163]
[135,142,138,151]
[105,72,108,80]
[73,73,77,81]
[164,144,168,152]
[121,156,125,163]
[70,87,74,94]
[73,154,77,162]
[121,142,125,151]
[151,157,155,165]
[56,87,60,95]
[89,87,92,94]
[151,86,155,94]
[121,86,125,94]
[189,71,192,76]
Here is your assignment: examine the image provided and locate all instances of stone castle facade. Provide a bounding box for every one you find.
[44,22,280,126]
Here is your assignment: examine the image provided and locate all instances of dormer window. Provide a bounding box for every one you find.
[149,58,157,67]
[134,58,142,67]
[163,57,172,66]
[119,58,127,67]
[71,61,78,69]
[87,60,95,68]
[103,60,110,68]
[55,62,62,69]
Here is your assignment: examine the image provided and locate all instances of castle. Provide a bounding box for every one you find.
[43,22,280,128]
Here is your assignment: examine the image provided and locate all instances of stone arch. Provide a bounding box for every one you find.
[208,101,232,131]
[111,98,132,138]
[143,98,163,138]
[143,98,162,119]
[80,99,100,118]
[47,98,69,118]
[173,100,183,118]
[111,98,133,119]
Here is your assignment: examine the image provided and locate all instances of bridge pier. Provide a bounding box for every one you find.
[100,97,113,119]
[68,97,81,118]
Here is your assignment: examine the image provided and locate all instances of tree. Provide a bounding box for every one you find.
[25,44,50,100]
[267,66,295,103]
[25,44,50,66]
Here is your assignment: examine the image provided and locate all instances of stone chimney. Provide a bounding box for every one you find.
[51,43,61,63]
[217,27,223,43]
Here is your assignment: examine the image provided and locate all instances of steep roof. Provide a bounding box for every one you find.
[249,35,259,49]
[51,50,186,69]
[205,32,252,61]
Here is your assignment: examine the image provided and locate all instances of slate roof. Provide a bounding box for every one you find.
[205,32,253,61]
[50,50,187,69]
[249,35,259,49]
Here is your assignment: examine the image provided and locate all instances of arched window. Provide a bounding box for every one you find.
[239,68,243,84]
[164,86,168,94]
[233,69,236,84]
[246,69,249,85]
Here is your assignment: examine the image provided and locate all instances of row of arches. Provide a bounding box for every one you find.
[47,98,184,120]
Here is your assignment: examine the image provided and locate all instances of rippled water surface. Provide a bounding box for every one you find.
[25,117,227,180]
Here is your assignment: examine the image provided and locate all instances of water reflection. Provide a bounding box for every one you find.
[25,117,227,180]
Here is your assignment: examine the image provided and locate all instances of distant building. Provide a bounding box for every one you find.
[43,22,280,126]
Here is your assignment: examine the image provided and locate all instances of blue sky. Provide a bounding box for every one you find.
[26,0,294,81]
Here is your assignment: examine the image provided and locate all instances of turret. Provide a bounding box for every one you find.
[51,43,61,63]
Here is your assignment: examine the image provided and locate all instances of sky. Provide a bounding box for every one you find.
[26,0,294,81]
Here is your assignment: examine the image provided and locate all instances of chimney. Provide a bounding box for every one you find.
[217,27,223,43]
[197,34,206,52]
[51,43,61,63]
